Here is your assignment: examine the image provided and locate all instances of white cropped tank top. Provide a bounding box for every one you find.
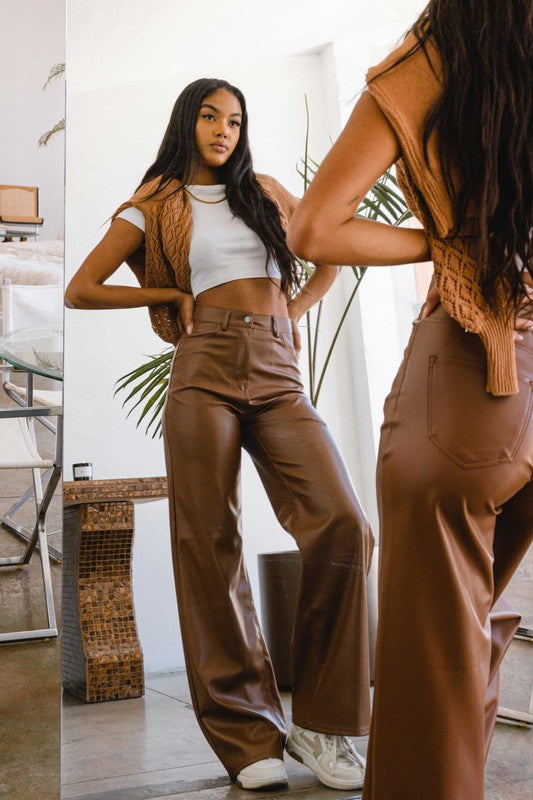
[116,184,282,298]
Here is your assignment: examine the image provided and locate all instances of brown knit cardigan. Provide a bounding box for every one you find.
[111,174,297,346]
[366,33,518,396]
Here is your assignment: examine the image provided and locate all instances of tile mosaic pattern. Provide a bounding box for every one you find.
[63,476,168,507]
[62,500,144,703]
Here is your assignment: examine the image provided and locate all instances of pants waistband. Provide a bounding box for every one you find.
[193,304,292,335]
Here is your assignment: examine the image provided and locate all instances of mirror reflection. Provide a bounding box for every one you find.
[62,2,532,800]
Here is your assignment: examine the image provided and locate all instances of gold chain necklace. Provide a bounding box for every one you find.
[185,187,227,204]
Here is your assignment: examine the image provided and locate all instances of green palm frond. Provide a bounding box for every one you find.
[38,119,65,148]
[42,63,65,90]
[39,63,65,147]
[114,349,174,438]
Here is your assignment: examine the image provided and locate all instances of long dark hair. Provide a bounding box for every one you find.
[376,1,533,310]
[138,78,301,297]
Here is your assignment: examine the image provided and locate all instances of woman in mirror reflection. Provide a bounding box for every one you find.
[65,78,374,790]
[288,1,533,798]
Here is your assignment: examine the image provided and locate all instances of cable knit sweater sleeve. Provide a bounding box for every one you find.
[111,177,186,345]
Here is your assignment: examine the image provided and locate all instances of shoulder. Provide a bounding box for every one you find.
[366,31,442,108]
[366,34,456,237]
[363,32,442,166]
[111,175,184,224]
[256,173,299,218]
[131,175,182,206]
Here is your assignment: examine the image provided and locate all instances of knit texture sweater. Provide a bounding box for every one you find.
[111,174,297,346]
[366,33,518,395]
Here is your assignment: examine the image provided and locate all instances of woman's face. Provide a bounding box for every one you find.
[194,88,242,173]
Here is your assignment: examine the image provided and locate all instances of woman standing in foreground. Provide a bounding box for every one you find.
[288,2,533,798]
[65,78,373,791]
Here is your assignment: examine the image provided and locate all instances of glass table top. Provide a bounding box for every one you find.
[0,325,63,380]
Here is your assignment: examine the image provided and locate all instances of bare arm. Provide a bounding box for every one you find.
[288,264,341,319]
[64,218,185,309]
[287,91,430,267]
[65,218,195,331]
[270,178,342,315]
[274,180,342,347]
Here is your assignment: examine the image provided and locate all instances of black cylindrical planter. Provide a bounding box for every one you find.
[258,550,302,689]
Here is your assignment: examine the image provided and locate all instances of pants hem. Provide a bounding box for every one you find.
[292,718,370,737]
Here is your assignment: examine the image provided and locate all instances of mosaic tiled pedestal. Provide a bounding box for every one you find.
[62,477,168,703]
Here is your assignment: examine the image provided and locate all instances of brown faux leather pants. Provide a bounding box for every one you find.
[161,305,374,779]
[364,305,533,800]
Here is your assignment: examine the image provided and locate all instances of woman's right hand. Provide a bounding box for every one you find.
[421,280,533,341]
[514,285,533,341]
[420,283,440,319]
[172,290,195,335]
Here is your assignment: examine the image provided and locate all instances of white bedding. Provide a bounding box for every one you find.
[0,240,64,285]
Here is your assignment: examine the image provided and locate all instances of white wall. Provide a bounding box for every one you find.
[65,0,425,675]
[0,0,65,240]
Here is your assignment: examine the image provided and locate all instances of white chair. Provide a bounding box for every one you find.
[1,279,63,413]
[0,279,63,561]
[0,403,62,643]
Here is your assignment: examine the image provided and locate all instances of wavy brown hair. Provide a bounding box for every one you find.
[138,78,302,297]
[374,1,533,310]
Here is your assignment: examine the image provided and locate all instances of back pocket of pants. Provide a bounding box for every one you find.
[427,355,533,469]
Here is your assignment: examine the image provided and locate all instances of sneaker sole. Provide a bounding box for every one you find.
[235,775,289,791]
[286,738,364,791]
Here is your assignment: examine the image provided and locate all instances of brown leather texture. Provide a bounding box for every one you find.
[364,305,533,800]
[161,304,374,778]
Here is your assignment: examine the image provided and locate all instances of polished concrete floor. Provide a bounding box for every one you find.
[61,554,532,800]
[1,383,531,800]
[0,385,62,800]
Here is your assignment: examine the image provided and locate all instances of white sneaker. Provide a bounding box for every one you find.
[236,757,288,790]
[286,724,366,790]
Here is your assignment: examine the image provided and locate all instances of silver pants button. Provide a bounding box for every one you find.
[243,314,252,324]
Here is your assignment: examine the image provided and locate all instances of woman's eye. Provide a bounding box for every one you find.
[230,120,241,127]
[201,113,215,120]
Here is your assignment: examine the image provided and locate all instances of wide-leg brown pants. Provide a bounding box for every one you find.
[161,305,374,779]
[364,305,533,800]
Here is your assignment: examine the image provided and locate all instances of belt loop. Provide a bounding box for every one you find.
[221,310,231,331]
[271,315,279,338]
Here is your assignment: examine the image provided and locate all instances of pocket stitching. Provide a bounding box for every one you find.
[427,355,533,470]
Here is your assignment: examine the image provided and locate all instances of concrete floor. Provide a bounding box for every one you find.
[61,552,532,800]
[0,382,62,800]
[0,378,531,800]
[62,678,366,800]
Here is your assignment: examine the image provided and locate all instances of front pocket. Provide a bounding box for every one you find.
[173,322,222,359]
[427,355,533,469]
[180,321,222,340]
[269,332,300,371]
[170,323,231,386]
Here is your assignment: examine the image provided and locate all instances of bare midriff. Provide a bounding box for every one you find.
[196,277,288,317]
